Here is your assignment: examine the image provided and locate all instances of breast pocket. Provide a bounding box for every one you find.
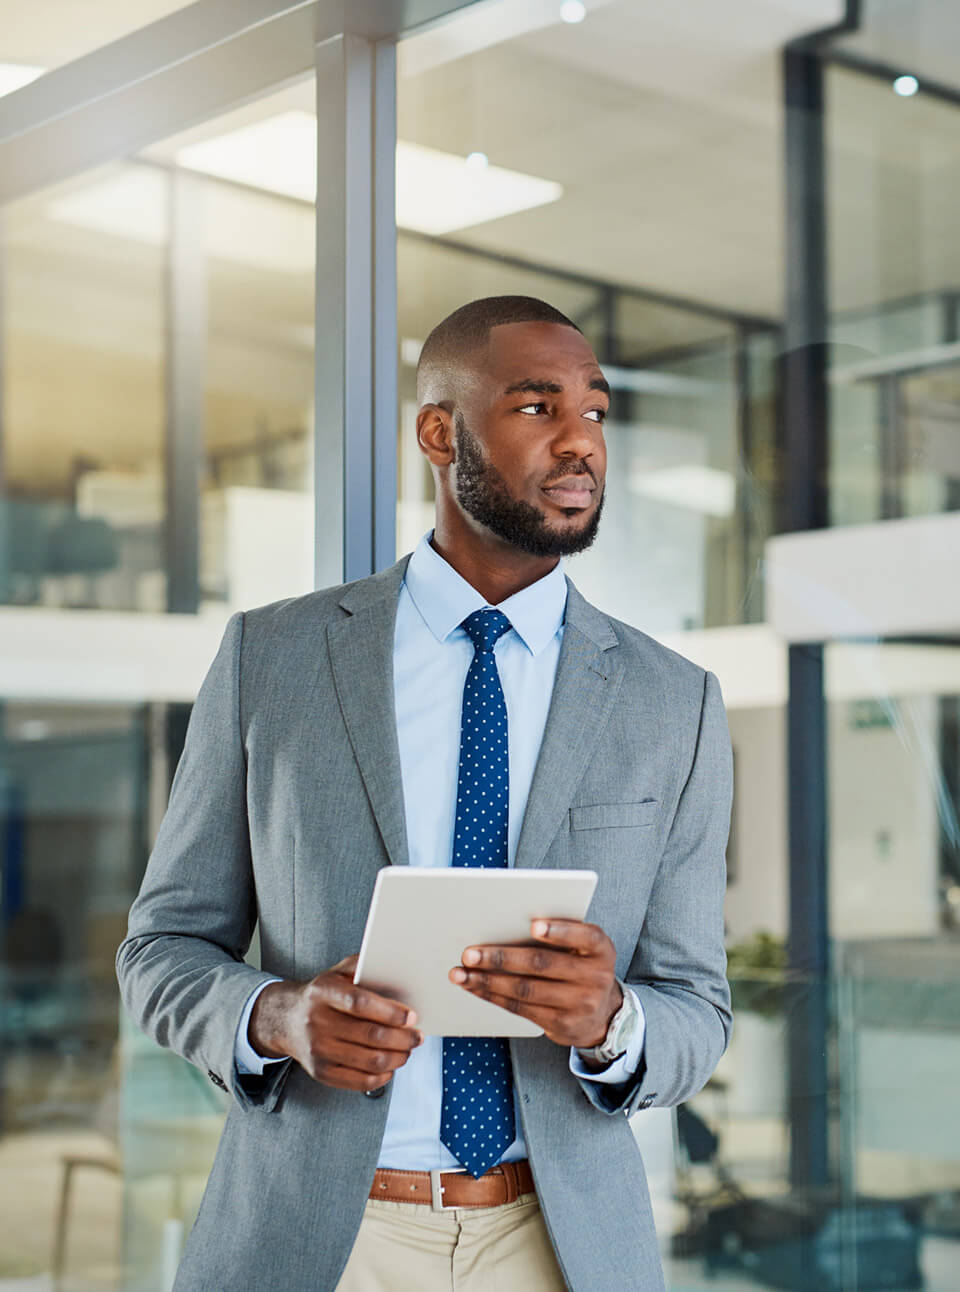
[569,799,659,831]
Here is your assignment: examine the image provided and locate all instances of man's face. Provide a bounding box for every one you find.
[452,321,608,559]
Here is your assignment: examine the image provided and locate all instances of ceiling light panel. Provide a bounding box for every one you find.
[46,167,169,244]
[177,110,317,202]
[176,110,563,235]
[0,63,46,97]
[396,140,562,234]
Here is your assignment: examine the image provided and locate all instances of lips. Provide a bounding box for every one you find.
[541,476,595,509]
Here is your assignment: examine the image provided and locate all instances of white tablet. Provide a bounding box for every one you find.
[353,867,598,1037]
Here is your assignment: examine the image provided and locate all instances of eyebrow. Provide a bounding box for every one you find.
[502,375,611,398]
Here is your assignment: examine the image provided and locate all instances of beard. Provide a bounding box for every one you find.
[452,411,604,559]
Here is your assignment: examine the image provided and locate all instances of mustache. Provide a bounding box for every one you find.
[541,462,597,488]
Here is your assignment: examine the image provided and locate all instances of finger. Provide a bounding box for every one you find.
[458,944,582,981]
[313,1063,393,1093]
[315,980,417,1029]
[329,954,360,975]
[320,1038,414,1075]
[335,1015,424,1053]
[527,919,612,957]
[460,981,560,1029]
[451,968,593,1010]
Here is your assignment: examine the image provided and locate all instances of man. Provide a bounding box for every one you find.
[117,295,733,1291]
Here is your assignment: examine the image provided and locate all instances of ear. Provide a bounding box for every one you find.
[416,404,455,467]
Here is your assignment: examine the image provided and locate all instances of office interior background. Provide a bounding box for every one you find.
[0,0,958,1288]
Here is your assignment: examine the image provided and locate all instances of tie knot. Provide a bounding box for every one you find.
[461,608,511,654]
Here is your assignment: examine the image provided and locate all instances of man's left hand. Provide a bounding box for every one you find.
[449,919,622,1050]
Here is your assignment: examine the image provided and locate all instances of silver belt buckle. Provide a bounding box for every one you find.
[430,1166,467,1212]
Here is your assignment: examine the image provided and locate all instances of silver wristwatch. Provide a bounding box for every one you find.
[579,981,639,1065]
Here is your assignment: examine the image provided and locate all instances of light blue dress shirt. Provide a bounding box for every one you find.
[235,532,644,1169]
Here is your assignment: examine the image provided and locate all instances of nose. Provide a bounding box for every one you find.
[550,409,603,465]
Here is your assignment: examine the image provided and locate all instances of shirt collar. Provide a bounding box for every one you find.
[403,531,567,657]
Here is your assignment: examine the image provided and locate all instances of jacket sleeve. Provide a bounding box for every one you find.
[116,611,291,1112]
[575,669,733,1117]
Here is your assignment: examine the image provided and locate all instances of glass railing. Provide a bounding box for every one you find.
[665,968,960,1292]
[5,964,956,1289]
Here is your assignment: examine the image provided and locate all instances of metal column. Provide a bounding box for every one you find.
[314,33,397,588]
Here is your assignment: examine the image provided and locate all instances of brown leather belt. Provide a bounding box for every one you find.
[369,1160,535,1211]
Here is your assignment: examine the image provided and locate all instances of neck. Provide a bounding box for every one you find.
[430,518,559,605]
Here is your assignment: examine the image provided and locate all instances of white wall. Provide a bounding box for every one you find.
[724,705,789,942]
[767,511,960,642]
[829,693,940,939]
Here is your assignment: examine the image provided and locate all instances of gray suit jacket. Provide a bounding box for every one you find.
[117,554,733,1292]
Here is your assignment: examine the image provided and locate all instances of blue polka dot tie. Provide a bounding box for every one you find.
[440,608,516,1179]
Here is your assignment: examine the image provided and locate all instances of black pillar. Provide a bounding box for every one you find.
[781,40,832,1191]
[164,169,205,615]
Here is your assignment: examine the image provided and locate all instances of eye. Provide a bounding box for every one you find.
[517,403,547,415]
[584,408,607,422]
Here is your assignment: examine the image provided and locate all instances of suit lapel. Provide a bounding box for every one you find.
[326,563,622,875]
[327,558,411,868]
[514,579,623,872]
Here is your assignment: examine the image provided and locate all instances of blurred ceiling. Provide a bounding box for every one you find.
[0,0,193,68]
[3,0,960,331]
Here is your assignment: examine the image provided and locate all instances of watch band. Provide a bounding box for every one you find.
[579,980,638,1065]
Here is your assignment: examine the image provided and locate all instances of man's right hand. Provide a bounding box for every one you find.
[248,955,423,1092]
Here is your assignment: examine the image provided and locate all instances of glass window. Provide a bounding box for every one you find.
[1,81,317,614]
[1,164,169,611]
[0,75,318,1290]
[827,62,960,524]
[0,701,147,1288]
[395,1,779,632]
[826,640,960,1269]
[396,4,960,1289]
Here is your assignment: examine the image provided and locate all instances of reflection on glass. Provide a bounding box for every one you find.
[395,2,779,633]
[1,164,168,612]
[827,64,960,527]
[676,644,960,1291]
[0,78,317,1289]
[0,703,146,1288]
[119,1012,225,1291]
[199,174,315,610]
[1,91,317,614]
[819,52,960,1289]
[391,4,960,1291]
[827,642,960,1292]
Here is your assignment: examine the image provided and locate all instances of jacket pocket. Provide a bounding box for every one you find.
[569,800,659,831]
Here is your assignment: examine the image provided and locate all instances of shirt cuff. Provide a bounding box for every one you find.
[568,985,646,1085]
[235,977,286,1076]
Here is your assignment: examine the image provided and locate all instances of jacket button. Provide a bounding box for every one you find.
[364,1085,387,1099]
[208,1070,227,1091]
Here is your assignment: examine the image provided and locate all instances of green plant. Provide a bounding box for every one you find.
[726,931,786,1019]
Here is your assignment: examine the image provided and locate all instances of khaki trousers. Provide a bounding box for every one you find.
[335,1192,568,1292]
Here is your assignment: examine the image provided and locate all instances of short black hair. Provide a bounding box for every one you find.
[416,295,581,403]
